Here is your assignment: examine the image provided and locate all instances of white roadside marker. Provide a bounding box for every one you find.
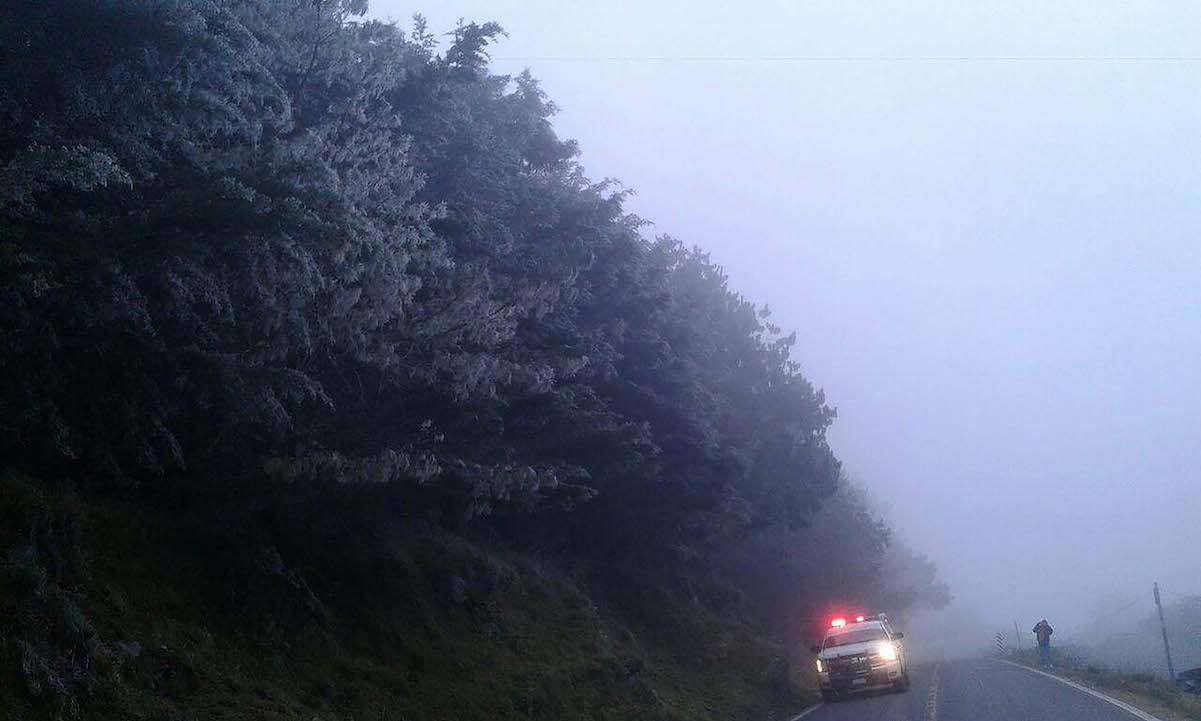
[995,659,1168,721]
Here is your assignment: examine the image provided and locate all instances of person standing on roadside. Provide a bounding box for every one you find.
[1033,619,1054,666]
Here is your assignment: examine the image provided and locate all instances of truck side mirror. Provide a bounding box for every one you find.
[893,632,904,640]
[810,645,821,654]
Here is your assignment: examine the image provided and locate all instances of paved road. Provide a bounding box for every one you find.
[801,658,1153,721]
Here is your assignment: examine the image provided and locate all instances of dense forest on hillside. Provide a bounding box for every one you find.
[0,1,948,718]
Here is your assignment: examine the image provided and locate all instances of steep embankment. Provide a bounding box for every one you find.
[1,473,813,720]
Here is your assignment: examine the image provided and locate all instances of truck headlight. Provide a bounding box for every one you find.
[876,642,897,661]
[815,659,823,672]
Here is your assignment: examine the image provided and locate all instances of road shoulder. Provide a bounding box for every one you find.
[995,659,1190,721]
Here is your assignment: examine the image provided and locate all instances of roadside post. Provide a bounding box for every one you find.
[1153,582,1176,680]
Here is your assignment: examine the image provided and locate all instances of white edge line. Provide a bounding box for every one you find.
[788,702,823,720]
[994,659,1167,721]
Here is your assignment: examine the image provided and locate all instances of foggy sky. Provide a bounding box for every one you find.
[373,0,1201,637]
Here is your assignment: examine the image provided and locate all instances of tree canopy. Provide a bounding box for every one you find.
[1,0,945,642]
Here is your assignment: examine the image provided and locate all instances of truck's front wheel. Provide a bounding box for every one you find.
[821,690,840,703]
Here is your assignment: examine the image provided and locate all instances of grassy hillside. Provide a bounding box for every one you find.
[0,473,814,720]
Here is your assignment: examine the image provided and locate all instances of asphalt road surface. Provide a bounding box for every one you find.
[801,658,1154,721]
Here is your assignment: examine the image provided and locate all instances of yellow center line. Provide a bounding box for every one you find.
[926,664,941,721]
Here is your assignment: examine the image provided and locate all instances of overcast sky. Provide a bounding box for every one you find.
[372,0,1201,635]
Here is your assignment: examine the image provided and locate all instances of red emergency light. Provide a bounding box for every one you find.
[830,618,846,628]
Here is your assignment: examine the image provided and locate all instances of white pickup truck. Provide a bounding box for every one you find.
[810,614,910,702]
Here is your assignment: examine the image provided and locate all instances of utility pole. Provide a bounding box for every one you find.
[1014,620,1023,652]
[1153,582,1176,681]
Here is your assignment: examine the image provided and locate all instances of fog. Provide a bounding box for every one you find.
[376,0,1201,645]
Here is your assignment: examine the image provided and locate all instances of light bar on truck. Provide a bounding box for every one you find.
[830,618,846,628]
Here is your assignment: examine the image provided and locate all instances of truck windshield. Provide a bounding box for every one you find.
[823,626,887,648]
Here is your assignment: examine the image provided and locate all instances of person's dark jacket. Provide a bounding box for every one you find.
[1033,620,1053,646]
